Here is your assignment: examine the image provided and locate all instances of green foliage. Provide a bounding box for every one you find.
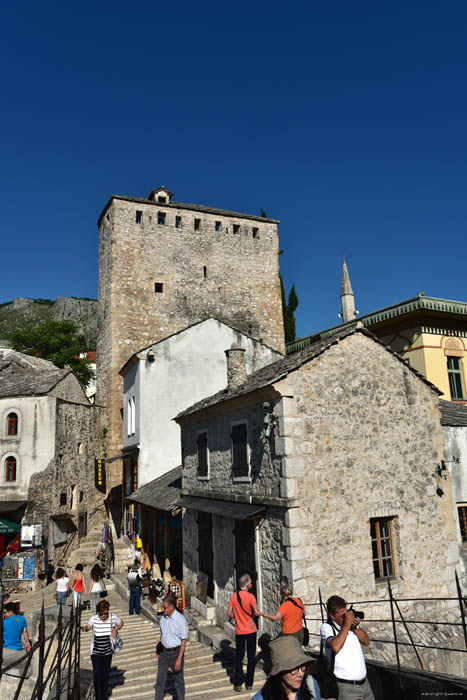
[260,208,268,218]
[280,275,299,344]
[10,319,95,387]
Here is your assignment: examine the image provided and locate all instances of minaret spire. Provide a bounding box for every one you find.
[340,255,356,323]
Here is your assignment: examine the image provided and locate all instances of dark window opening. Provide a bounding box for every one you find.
[233,224,240,234]
[252,227,259,238]
[7,412,18,436]
[447,356,465,400]
[158,212,166,225]
[60,492,67,506]
[135,211,142,224]
[197,432,209,477]
[194,219,201,231]
[158,196,167,203]
[458,505,467,543]
[5,457,16,482]
[175,216,182,228]
[203,266,207,278]
[155,283,164,293]
[231,423,248,477]
[215,221,221,231]
[197,512,214,598]
[79,490,84,503]
[370,517,396,580]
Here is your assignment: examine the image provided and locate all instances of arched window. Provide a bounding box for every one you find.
[5,456,16,482]
[7,413,18,436]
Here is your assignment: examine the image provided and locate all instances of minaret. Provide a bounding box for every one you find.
[340,256,357,323]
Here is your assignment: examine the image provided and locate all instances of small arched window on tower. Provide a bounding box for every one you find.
[7,413,18,436]
[5,456,17,482]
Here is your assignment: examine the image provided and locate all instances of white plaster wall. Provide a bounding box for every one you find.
[444,426,467,503]
[123,318,282,486]
[0,396,56,501]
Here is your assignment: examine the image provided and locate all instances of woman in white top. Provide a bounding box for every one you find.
[81,598,124,700]
[55,567,70,607]
[89,564,106,614]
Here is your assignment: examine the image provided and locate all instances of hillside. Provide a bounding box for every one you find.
[0,297,98,350]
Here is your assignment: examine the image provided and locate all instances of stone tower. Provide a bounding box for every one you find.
[340,257,357,323]
[96,186,285,468]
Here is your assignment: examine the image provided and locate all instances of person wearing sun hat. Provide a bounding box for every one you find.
[251,635,321,700]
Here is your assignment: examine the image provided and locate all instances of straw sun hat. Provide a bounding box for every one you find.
[269,635,313,676]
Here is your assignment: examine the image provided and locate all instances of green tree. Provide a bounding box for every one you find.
[260,208,268,218]
[280,275,299,344]
[10,319,94,387]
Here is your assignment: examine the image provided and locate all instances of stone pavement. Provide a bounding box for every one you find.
[79,587,267,699]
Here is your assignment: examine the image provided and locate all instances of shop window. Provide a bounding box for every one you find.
[447,356,465,400]
[458,504,467,543]
[231,421,249,478]
[135,211,142,224]
[7,412,18,436]
[197,431,209,478]
[5,456,16,482]
[370,517,396,581]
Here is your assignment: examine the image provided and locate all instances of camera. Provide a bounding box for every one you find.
[348,605,364,620]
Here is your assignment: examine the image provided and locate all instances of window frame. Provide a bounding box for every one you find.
[127,399,132,437]
[447,355,466,400]
[458,503,467,544]
[6,412,18,436]
[370,516,397,582]
[157,211,166,225]
[196,429,210,480]
[4,455,17,482]
[231,419,250,481]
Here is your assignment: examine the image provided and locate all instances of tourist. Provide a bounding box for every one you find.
[320,595,374,700]
[258,584,306,644]
[251,635,320,700]
[155,595,189,700]
[89,564,106,614]
[71,563,87,609]
[128,558,143,615]
[3,602,31,653]
[81,598,124,700]
[227,573,259,692]
[55,567,70,607]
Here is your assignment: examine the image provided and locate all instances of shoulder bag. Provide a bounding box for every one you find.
[311,621,339,699]
[236,591,258,629]
[110,615,123,654]
[285,597,309,646]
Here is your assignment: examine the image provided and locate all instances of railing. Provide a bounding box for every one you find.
[0,600,81,699]
[303,573,467,695]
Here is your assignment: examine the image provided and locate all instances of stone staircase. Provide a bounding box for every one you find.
[64,525,104,569]
[79,588,266,699]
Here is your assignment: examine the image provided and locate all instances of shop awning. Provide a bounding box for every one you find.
[0,518,21,534]
[178,496,265,520]
[51,512,73,521]
[0,501,27,513]
[127,466,182,512]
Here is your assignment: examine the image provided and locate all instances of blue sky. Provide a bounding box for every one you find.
[1,1,466,339]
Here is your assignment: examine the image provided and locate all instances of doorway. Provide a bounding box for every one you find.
[234,519,256,595]
[197,511,214,599]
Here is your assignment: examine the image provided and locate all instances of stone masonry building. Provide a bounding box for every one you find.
[96,186,285,503]
[176,327,464,674]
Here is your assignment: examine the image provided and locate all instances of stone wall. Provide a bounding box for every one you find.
[96,193,285,473]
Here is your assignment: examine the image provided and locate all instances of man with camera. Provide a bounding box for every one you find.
[320,595,375,700]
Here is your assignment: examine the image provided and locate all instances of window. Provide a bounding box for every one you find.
[458,504,467,543]
[197,431,209,478]
[447,356,465,400]
[131,397,136,435]
[158,196,167,203]
[135,211,142,224]
[194,218,201,231]
[154,282,164,293]
[175,216,182,229]
[127,399,132,437]
[77,442,83,454]
[5,456,16,482]
[7,413,18,436]
[79,490,84,503]
[233,224,240,234]
[203,266,207,278]
[60,492,67,506]
[370,517,396,580]
[252,227,259,239]
[158,212,166,225]
[215,221,221,231]
[231,422,249,478]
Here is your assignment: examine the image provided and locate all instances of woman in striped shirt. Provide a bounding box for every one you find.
[81,599,124,700]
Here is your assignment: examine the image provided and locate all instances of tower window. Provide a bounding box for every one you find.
[60,492,67,506]
[194,219,201,231]
[370,517,396,581]
[154,283,164,293]
[215,221,221,231]
[231,422,249,478]
[447,356,465,400]
[7,412,18,436]
[158,212,166,225]
[203,266,207,278]
[197,431,209,478]
[158,196,167,203]
[458,504,467,542]
[5,456,16,482]
[252,227,259,238]
[175,216,182,228]
[135,211,142,224]
[233,224,240,234]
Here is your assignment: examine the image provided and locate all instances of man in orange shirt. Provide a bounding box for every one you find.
[227,573,259,692]
[258,584,305,644]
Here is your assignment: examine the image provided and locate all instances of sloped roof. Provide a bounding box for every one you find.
[176,325,441,420]
[439,399,467,427]
[127,466,182,512]
[0,349,59,371]
[0,356,70,398]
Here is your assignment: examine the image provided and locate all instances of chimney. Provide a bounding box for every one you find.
[225,343,247,387]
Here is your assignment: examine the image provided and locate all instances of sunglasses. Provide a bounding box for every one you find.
[99,612,109,618]
[287,666,307,676]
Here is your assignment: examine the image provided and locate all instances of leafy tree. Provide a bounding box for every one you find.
[10,320,94,387]
[260,208,268,218]
[280,275,299,344]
